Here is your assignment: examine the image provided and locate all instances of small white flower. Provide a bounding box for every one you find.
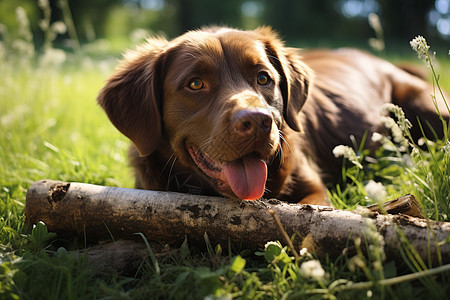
[38,0,49,8]
[39,48,66,68]
[372,132,398,151]
[380,117,409,147]
[411,147,420,158]
[410,36,430,62]
[443,140,450,155]
[368,13,382,33]
[332,145,363,169]
[362,219,386,262]
[382,104,412,130]
[368,13,385,52]
[300,260,325,280]
[299,248,309,256]
[51,21,67,35]
[371,132,383,143]
[364,180,387,202]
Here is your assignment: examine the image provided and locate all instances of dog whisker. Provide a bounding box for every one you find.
[161,153,177,175]
[279,131,292,152]
[165,155,179,189]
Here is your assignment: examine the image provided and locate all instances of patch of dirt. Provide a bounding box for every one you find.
[47,182,70,206]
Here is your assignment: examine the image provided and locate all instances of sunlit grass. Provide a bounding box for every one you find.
[0,57,133,249]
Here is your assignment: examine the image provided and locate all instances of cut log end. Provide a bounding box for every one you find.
[366,194,424,218]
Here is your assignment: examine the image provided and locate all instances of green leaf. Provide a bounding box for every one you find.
[230,255,246,274]
[180,236,190,261]
[29,221,56,250]
[264,241,283,263]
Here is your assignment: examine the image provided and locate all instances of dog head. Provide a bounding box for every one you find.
[98,27,313,200]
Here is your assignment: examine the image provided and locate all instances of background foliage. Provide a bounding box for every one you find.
[1,0,450,52]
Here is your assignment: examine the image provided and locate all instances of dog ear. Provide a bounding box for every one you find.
[97,38,169,156]
[257,27,313,132]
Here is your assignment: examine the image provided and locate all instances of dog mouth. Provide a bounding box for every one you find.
[188,146,267,200]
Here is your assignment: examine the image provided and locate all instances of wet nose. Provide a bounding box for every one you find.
[233,109,273,138]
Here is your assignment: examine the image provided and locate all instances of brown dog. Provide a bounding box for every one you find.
[97,27,448,206]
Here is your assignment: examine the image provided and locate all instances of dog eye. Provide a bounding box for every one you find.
[188,78,205,90]
[257,72,271,85]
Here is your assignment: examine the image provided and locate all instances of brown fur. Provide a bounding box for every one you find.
[98,27,449,206]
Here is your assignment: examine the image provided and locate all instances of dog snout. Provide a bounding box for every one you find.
[233,109,273,138]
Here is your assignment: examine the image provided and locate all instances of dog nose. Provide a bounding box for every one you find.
[233,109,273,137]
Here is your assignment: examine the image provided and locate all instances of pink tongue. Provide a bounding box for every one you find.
[222,156,267,200]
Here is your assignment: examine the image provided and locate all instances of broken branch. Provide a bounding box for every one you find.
[25,180,449,265]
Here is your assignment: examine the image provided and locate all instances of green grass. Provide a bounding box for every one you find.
[1,5,450,299]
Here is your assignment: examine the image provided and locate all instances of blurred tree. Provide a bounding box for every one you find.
[171,0,243,34]
[0,0,447,51]
[67,0,122,41]
[261,0,373,45]
[377,0,435,40]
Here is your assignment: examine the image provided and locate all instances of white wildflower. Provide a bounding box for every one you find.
[372,132,398,151]
[299,248,309,256]
[39,48,66,68]
[362,219,386,262]
[371,132,384,143]
[368,13,382,34]
[443,140,450,155]
[411,147,421,158]
[369,38,384,52]
[300,260,325,280]
[14,7,35,61]
[382,103,412,131]
[333,145,363,169]
[51,21,67,35]
[38,0,49,9]
[368,13,384,52]
[348,255,366,272]
[380,116,409,147]
[410,35,430,62]
[16,7,32,41]
[364,180,387,202]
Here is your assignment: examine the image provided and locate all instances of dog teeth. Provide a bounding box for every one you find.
[201,152,221,172]
[195,148,221,172]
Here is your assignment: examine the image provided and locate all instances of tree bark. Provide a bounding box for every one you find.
[25,180,449,265]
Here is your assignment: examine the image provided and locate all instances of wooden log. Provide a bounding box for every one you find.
[25,180,449,265]
[70,240,149,274]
